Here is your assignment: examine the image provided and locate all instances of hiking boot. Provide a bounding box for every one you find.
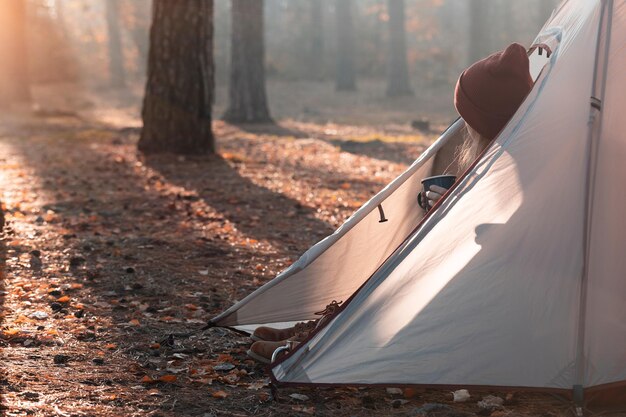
[251,320,316,342]
[247,340,299,364]
[250,300,343,342]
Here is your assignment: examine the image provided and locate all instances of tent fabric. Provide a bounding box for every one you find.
[214,0,626,401]
[273,0,603,389]
[211,119,467,327]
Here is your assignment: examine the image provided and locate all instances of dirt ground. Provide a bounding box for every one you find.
[0,82,612,416]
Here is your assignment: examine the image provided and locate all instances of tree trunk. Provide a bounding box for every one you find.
[537,0,556,30]
[105,0,126,87]
[468,0,490,65]
[307,0,324,80]
[138,0,215,155]
[128,0,151,77]
[386,0,412,97]
[0,0,31,107]
[223,0,272,124]
[335,0,356,91]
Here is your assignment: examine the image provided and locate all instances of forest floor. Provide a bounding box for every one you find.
[0,83,605,416]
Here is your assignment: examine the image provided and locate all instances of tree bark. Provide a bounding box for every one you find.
[105,0,126,87]
[335,0,356,91]
[307,0,324,80]
[223,0,272,124]
[468,0,490,65]
[386,0,412,97]
[138,0,215,155]
[0,0,31,107]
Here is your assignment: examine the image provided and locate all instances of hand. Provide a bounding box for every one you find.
[425,185,449,208]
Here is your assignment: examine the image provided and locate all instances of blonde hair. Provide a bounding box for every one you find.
[456,124,492,173]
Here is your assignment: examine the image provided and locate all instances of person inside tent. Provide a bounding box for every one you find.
[246,42,535,364]
[423,42,534,208]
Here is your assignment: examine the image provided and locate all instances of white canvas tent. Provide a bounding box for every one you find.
[212,0,626,404]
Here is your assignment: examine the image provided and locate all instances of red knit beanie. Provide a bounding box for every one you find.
[454,43,534,140]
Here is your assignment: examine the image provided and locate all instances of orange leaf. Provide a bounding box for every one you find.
[105,343,117,350]
[141,375,155,383]
[340,182,351,189]
[158,375,177,383]
[211,390,228,399]
[128,319,141,326]
[3,328,21,336]
[255,264,264,272]
[184,304,198,311]
[149,343,161,350]
[217,353,234,362]
[57,296,70,303]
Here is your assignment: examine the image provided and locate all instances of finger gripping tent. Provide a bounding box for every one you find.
[212,0,626,406]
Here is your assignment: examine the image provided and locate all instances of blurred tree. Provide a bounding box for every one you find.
[223,0,272,123]
[307,0,325,80]
[335,0,357,91]
[139,0,215,154]
[537,0,557,30]
[126,0,151,77]
[0,0,30,106]
[468,0,490,64]
[386,0,412,97]
[104,0,126,87]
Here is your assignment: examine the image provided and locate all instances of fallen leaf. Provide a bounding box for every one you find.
[211,390,228,399]
[57,296,70,303]
[158,375,177,383]
[128,319,141,326]
[247,381,269,390]
[105,343,118,350]
[149,343,160,350]
[141,376,155,383]
[403,387,419,398]
[147,389,162,396]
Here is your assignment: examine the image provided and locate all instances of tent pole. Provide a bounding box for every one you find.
[573,0,613,409]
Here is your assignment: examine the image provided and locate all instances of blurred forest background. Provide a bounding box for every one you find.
[2,0,558,128]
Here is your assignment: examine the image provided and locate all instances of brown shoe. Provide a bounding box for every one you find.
[247,340,299,364]
[251,320,316,342]
[251,300,343,342]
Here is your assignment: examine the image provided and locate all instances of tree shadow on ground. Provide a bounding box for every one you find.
[3,118,330,414]
[223,121,427,166]
[324,138,425,166]
[229,122,309,139]
[142,153,335,251]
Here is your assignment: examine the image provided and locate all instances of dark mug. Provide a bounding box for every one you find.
[417,175,457,211]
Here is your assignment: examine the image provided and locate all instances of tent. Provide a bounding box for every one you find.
[212,0,626,406]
